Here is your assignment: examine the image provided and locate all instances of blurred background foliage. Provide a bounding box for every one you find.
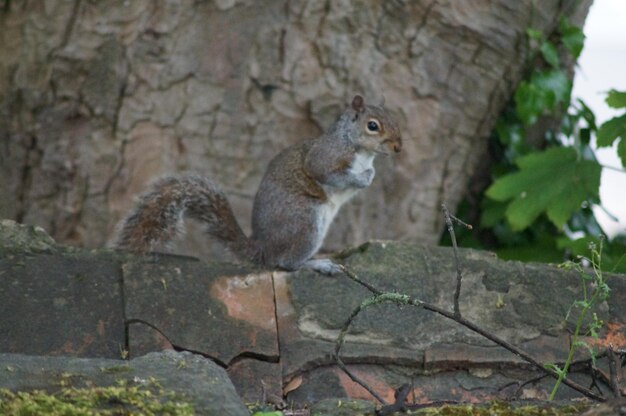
[443,19,626,273]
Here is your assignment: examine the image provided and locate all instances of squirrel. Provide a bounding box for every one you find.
[114,94,402,275]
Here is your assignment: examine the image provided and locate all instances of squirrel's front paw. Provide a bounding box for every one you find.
[304,259,342,276]
[354,168,375,188]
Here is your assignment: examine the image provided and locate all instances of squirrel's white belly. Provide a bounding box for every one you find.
[315,191,355,253]
[315,151,376,250]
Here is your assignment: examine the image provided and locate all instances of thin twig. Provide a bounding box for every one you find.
[600,163,626,174]
[587,361,605,396]
[376,384,411,415]
[441,203,468,318]
[338,264,384,296]
[450,214,473,230]
[594,203,620,222]
[608,344,621,397]
[332,289,390,405]
[336,266,607,402]
[336,356,387,405]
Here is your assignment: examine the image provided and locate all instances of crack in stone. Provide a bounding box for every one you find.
[15,135,38,224]
[228,351,280,368]
[269,271,282,368]
[124,316,281,370]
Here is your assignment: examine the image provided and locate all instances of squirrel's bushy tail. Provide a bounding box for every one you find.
[115,174,256,260]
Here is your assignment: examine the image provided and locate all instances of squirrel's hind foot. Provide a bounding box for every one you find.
[303,258,342,276]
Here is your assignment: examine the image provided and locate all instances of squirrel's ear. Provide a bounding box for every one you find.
[351,95,365,113]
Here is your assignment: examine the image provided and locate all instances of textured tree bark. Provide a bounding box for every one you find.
[0,0,592,258]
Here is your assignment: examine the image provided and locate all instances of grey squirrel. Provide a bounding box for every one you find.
[115,95,402,275]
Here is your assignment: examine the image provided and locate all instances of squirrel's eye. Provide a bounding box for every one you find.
[367,120,380,132]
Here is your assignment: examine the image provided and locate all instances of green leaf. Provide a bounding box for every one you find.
[577,99,596,129]
[572,340,589,349]
[495,118,524,146]
[486,147,601,231]
[514,70,571,126]
[606,89,626,109]
[559,19,585,58]
[514,82,544,125]
[596,114,626,147]
[532,70,571,107]
[544,363,564,376]
[540,41,560,68]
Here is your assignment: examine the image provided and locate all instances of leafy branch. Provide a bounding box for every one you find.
[448,18,626,273]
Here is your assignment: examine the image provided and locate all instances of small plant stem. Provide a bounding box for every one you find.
[548,306,588,400]
[548,239,610,400]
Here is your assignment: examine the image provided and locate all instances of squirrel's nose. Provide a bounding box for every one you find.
[383,136,402,154]
[393,137,402,153]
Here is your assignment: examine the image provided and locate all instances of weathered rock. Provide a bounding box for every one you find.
[579,398,626,416]
[0,351,250,416]
[228,358,283,404]
[127,320,174,357]
[0,220,279,365]
[1,223,624,407]
[123,258,279,365]
[0,219,58,254]
[0,221,125,358]
[277,241,626,402]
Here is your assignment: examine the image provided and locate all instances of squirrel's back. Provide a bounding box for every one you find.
[250,140,331,269]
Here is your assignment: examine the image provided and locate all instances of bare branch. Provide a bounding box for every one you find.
[335,355,388,405]
[338,264,383,296]
[441,203,466,318]
[336,266,607,402]
[376,384,410,415]
[608,344,622,397]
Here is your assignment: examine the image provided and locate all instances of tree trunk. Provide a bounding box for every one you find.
[0,0,592,258]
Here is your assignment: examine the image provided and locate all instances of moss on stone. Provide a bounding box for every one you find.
[0,379,194,415]
[406,401,588,415]
[0,220,57,254]
[309,399,589,416]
